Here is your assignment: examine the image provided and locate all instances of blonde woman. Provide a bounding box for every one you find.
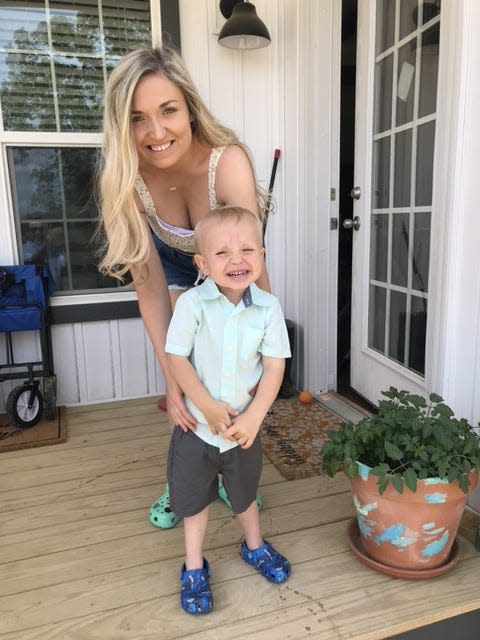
[98,46,268,529]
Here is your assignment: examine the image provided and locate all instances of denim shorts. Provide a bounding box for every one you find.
[152,233,198,290]
[167,428,263,517]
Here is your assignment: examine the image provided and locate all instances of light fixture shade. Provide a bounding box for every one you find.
[218,2,271,50]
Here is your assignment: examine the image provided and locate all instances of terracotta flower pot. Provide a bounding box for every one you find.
[351,462,478,570]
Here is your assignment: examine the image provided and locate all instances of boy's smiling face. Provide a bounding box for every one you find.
[194,216,264,304]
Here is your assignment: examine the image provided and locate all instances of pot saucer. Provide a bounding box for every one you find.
[346,518,461,580]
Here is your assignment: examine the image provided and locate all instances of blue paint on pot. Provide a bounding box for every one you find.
[352,495,376,536]
[424,477,449,486]
[357,516,373,537]
[425,492,447,503]
[422,523,445,536]
[375,523,405,544]
[422,531,449,557]
[357,461,371,481]
[353,494,377,516]
[375,524,417,547]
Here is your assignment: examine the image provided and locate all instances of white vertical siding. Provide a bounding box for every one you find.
[49,318,163,407]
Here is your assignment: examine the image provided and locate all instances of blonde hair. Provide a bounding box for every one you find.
[97,45,266,280]
[194,206,263,255]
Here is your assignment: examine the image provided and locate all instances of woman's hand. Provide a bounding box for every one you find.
[166,382,196,432]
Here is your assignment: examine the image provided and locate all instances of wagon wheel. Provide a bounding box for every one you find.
[6,383,44,429]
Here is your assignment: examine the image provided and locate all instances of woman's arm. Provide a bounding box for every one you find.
[215,145,271,292]
[132,232,196,431]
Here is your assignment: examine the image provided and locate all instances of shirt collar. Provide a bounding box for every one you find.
[197,277,270,308]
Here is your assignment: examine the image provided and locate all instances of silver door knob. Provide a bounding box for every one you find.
[350,186,361,199]
[343,216,361,231]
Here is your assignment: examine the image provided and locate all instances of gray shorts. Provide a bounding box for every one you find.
[167,427,263,518]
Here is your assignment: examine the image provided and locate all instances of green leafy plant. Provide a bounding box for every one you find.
[321,387,480,494]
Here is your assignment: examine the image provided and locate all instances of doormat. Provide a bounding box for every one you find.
[261,397,344,480]
[0,406,67,453]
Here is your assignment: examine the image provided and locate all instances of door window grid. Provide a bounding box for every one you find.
[369,1,440,375]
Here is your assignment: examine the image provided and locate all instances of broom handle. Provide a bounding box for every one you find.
[262,149,281,241]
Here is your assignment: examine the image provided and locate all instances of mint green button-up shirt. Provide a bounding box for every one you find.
[165,277,291,452]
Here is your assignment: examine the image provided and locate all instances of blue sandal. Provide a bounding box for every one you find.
[148,484,181,529]
[240,539,290,583]
[180,558,213,614]
[217,480,263,512]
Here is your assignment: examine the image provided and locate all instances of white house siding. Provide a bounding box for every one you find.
[425,0,480,430]
[50,319,163,406]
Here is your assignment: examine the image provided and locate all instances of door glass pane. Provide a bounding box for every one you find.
[396,41,416,126]
[368,0,440,377]
[391,213,409,287]
[370,214,389,283]
[419,25,440,118]
[423,1,441,24]
[416,121,435,206]
[374,54,393,133]
[388,290,406,364]
[376,0,395,54]
[412,212,430,292]
[409,296,427,374]
[369,285,386,353]
[0,0,151,132]
[399,0,419,40]
[372,137,390,209]
[394,129,412,207]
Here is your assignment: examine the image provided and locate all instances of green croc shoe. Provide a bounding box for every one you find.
[217,480,263,512]
[148,484,181,529]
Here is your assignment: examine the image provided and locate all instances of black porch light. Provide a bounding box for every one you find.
[218,0,271,50]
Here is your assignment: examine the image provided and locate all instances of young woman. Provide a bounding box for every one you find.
[98,46,269,528]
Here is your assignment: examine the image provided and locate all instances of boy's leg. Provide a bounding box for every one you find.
[184,505,210,570]
[180,505,214,615]
[168,429,220,614]
[221,436,290,585]
[236,500,263,551]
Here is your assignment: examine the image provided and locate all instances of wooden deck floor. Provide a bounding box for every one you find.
[1,397,480,640]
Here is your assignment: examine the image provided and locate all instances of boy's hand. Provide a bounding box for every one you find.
[223,413,260,449]
[201,400,238,435]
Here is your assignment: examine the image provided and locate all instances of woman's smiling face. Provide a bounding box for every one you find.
[131,72,192,171]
